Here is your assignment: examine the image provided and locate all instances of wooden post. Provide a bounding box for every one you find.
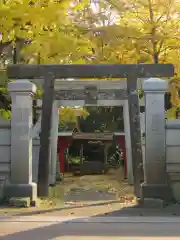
[38,72,55,197]
[80,144,84,163]
[59,148,65,175]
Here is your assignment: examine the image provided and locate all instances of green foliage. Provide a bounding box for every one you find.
[0,87,7,94]
[0,109,11,120]
[79,106,124,133]
[0,0,92,64]
[137,89,143,99]
[0,70,8,86]
[0,86,11,120]
[34,89,42,99]
[1,0,180,119]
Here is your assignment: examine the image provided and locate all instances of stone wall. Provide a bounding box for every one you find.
[0,117,40,201]
[166,120,180,201]
[139,117,180,201]
[0,118,41,185]
[0,118,10,201]
[0,118,11,185]
[0,123,50,199]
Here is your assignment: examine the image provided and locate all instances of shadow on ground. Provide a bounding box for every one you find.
[2,170,180,239]
[2,204,180,239]
[0,199,122,218]
[89,203,180,217]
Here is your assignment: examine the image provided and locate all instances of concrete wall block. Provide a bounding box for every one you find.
[171,182,180,202]
[168,172,180,181]
[166,129,180,146]
[0,172,9,179]
[0,118,11,128]
[166,120,180,129]
[0,125,11,193]
[0,129,11,145]
[0,163,10,172]
[166,146,180,164]
[165,124,180,200]
[167,163,180,173]
[0,146,11,163]
[0,163,10,185]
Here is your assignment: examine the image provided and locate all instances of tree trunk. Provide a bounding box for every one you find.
[148,0,159,64]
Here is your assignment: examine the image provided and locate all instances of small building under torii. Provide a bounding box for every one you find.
[58,131,127,177]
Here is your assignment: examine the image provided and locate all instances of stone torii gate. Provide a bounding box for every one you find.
[6,63,174,201]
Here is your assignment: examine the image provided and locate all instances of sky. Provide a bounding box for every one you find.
[91,0,118,26]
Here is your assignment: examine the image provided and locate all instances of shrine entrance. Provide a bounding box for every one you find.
[7,63,174,198]
[56,80,131,180]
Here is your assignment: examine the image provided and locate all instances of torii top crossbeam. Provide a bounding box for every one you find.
[7,64,174,79]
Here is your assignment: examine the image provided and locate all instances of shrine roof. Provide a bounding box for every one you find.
[58,131,126,139]
[113,132,125,136]
[72,132,113,141]
[58,131,73,137]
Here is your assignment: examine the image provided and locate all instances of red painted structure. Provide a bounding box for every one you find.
[58,132,73,175]
[58,132,127,178]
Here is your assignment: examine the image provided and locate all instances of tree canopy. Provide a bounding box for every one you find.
[0,0,92,64]
[0,0,180,121]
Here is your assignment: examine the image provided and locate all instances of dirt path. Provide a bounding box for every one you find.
[63,168,134,203]
[57,168,136,216]
[0,168,135,218]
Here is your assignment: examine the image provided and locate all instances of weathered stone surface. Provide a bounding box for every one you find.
[4,183,37,202]
[139,198,166,208]
[171,182,180,202]
[9,197,30,208]
[143,78,168,185]
[7,80,38,202]
[141,183,173,202]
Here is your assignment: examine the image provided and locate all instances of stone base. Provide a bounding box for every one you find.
[9,197,31,208]
[171,182,180,202]
[141,183,173,202]
[138,197,166,208]
[4,182,37,203]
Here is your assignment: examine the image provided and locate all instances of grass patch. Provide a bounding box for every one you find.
[38,183,65,208]
[0,183,65,216]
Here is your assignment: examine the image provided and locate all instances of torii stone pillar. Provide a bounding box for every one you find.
[5,80,37,202]
[141,78,172,201]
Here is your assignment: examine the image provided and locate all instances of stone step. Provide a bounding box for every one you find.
[0,177,7,201]
[168,172,180,181]
[0,182,4,201]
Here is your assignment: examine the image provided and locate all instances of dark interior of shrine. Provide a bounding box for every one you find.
[69,140,105,162]
[62,106,126,174]
[84,142,104,162]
